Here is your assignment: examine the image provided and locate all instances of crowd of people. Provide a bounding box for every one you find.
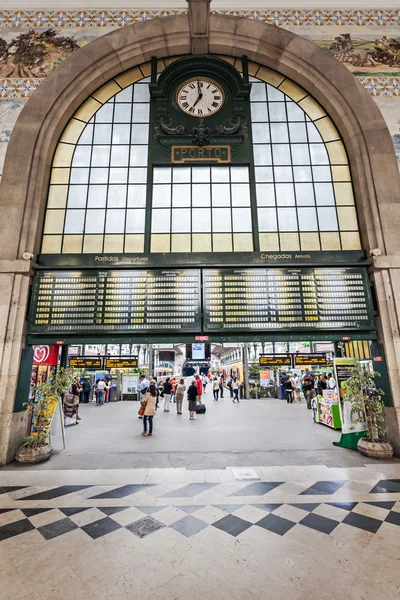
[280,370,336,409]
[63,376,114,426]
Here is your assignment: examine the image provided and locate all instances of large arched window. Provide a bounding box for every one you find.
[41,56,360,255]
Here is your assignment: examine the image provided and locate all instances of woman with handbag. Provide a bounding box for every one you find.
[140,387,157,436]
[175,378,186,415]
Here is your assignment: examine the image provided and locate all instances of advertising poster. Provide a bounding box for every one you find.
[192,343,205,360]
[260,370,271,386]
[122,375,139,395]
[333,358,367,449]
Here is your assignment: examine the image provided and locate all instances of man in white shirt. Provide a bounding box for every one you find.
[96,379,106,406]
[327,373,336,390]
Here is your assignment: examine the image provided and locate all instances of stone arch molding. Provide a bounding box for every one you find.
[1,12,400,464]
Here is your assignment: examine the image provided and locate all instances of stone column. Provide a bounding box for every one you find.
[187,0,211,54]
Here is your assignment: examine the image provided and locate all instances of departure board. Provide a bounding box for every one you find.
[203,267,374,332]
[259,355,292,367]
[30,270,201,334]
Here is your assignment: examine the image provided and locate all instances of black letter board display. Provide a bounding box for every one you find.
[203,267,374,332]
[29,269,201,334]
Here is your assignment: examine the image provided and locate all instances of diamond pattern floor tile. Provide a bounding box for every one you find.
[81,517,122,539]
[0,518,35,541]
[37,518,78,540]
[125,516,165,538]
[367,501,396,510]
[300,481,347,495]
[230,482,284,497]
[299,513,339,535]
[98,506,130,516]
[342,511,383,534]
[161,483,218,498]
[23,485,93,501]
[59,507,90,517]
[212,514,252,537]
[170,515,208,537]
[89,484,154,499]
[290,503,320,512]
[327,502,358,511]
[369,479,400,494]
[20,508,52,518]
[256,513,296,536]
[385,511,400,526]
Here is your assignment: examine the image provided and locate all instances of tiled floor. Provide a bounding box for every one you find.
[1,465,400,599]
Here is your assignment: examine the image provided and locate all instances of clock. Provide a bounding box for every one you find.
[176,77,225,118]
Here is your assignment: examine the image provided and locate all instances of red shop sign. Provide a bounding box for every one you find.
[33,345,59,366]
[195,336,209,341]
[373,356,383,362]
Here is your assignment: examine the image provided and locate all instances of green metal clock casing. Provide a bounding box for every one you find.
[176,77,225,117]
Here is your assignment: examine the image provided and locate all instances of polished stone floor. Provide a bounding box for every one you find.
[1,464,400,599]
[5,397,386,470]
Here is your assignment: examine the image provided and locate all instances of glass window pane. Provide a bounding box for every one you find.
[107,185,127,208]
[298,207,317,231]
[250,82,267,101]
[129,167,147,183]
[133,85,150,102]
[89,168,108,184]
[192,167,210,183]
[230,166,249,183]
[193,208,212,232]
[276,184,295,206]
[267,85,285,101]
[212,208,231,233]
[286,101,305,121]
[295,183,315,205]
[67,185,87,208]
[258,208,277,232]
[192,184,211,207]
[114,104,132,123]
[288,122,307,143]
[65,209,85,233]
[312,166,331,182]
[105,209,125,233]
[109,168,128,184]
[270,123,289,143]
[251,103,268,122]
[274,166,293,183]
[126,209,145,233]
[252,123,270,144]
[88,185,107,208]
[93,124,112,144]
[151,208,170,233]
[115,86,132,102]
[254,145,272,166]
[272,145,291,165]
[72,146,91,167]
[70,168,89,184]
[130,146,148,166]
[232,208,252,232]
[256,184,275,206]
[278,207,298,231]
[173,167,191,183]
[315,183,335,205]
[255,166,273,182]
[152,184,171,207]
[212,184,230,206]
[307,121,322,142]
[172,184,191,207]
[79,124,93,144]
[268,103,287,122]
[317,207,338,230]
[131,124,149,144]
[211,167,229,182]
[127,185,147,208]
[110,145,129,166]
[154,167,171,183]
[293,166,312,182]
[231,184,250,206]
[91,146,111,167]
[112,124,130,144]
[310,144,329,165]
[291,144,310,165]
[132,104,149,122]
[85,209,105,233]
[171,208,190,233]
[95,103,114,123]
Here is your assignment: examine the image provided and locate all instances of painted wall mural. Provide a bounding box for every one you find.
[0,8,399,179]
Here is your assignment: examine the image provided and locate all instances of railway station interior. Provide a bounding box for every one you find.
[0,2,400,600]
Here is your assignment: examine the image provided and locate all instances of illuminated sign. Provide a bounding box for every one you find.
[105,357,138,369]
[294,353,328,367]
[69,358,102,369]
[259,354,292,367]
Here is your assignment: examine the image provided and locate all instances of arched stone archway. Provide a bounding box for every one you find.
[1,10,400,463]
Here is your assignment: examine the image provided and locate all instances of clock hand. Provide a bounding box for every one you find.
[192,93,203,108]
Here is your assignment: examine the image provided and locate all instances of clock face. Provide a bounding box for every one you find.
[176,78,225,117]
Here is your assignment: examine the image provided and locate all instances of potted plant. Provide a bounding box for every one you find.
[15,368,75,464]
[344,360,394,459]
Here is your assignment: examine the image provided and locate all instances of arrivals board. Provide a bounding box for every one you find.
[105,357,138,369]
[294,353,328,367]
[69,358,102,369]
[30,269,201,334]
[259,354,292,367]
[203,267,374,332]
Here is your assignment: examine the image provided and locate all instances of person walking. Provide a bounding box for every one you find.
[226,376,233,398]
[95,379,106,406]
[232,377,240,403]
[187,379,198,420]
[285,375,294,404]
[212,376,220,401]
[291,373,301,403]
[219,375,224,398]
[163,377,172,412]
[170,378,177,403]
[175,378,186,414]
[302,370,314,409]
[194,374,203,405]
[82,378,91,404]
[142,387,157,436]
[202,374,208,395]
[73,378,82,420]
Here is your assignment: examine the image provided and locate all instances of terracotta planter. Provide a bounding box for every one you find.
[15,443,53,464]
[358,437,394,460]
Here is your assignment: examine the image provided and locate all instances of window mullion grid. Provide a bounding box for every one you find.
[190,167,193,252]
[123,88,134,251]
[104,97,116,251]
[266,84,279,250]
[304,113,322,250]
[284,97,300,247]
[81,112,95,248]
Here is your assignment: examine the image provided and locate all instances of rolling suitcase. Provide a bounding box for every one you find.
[196,403,206,414]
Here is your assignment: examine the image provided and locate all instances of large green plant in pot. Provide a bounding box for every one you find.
[15,368,75,464]
[344,361,394,459]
